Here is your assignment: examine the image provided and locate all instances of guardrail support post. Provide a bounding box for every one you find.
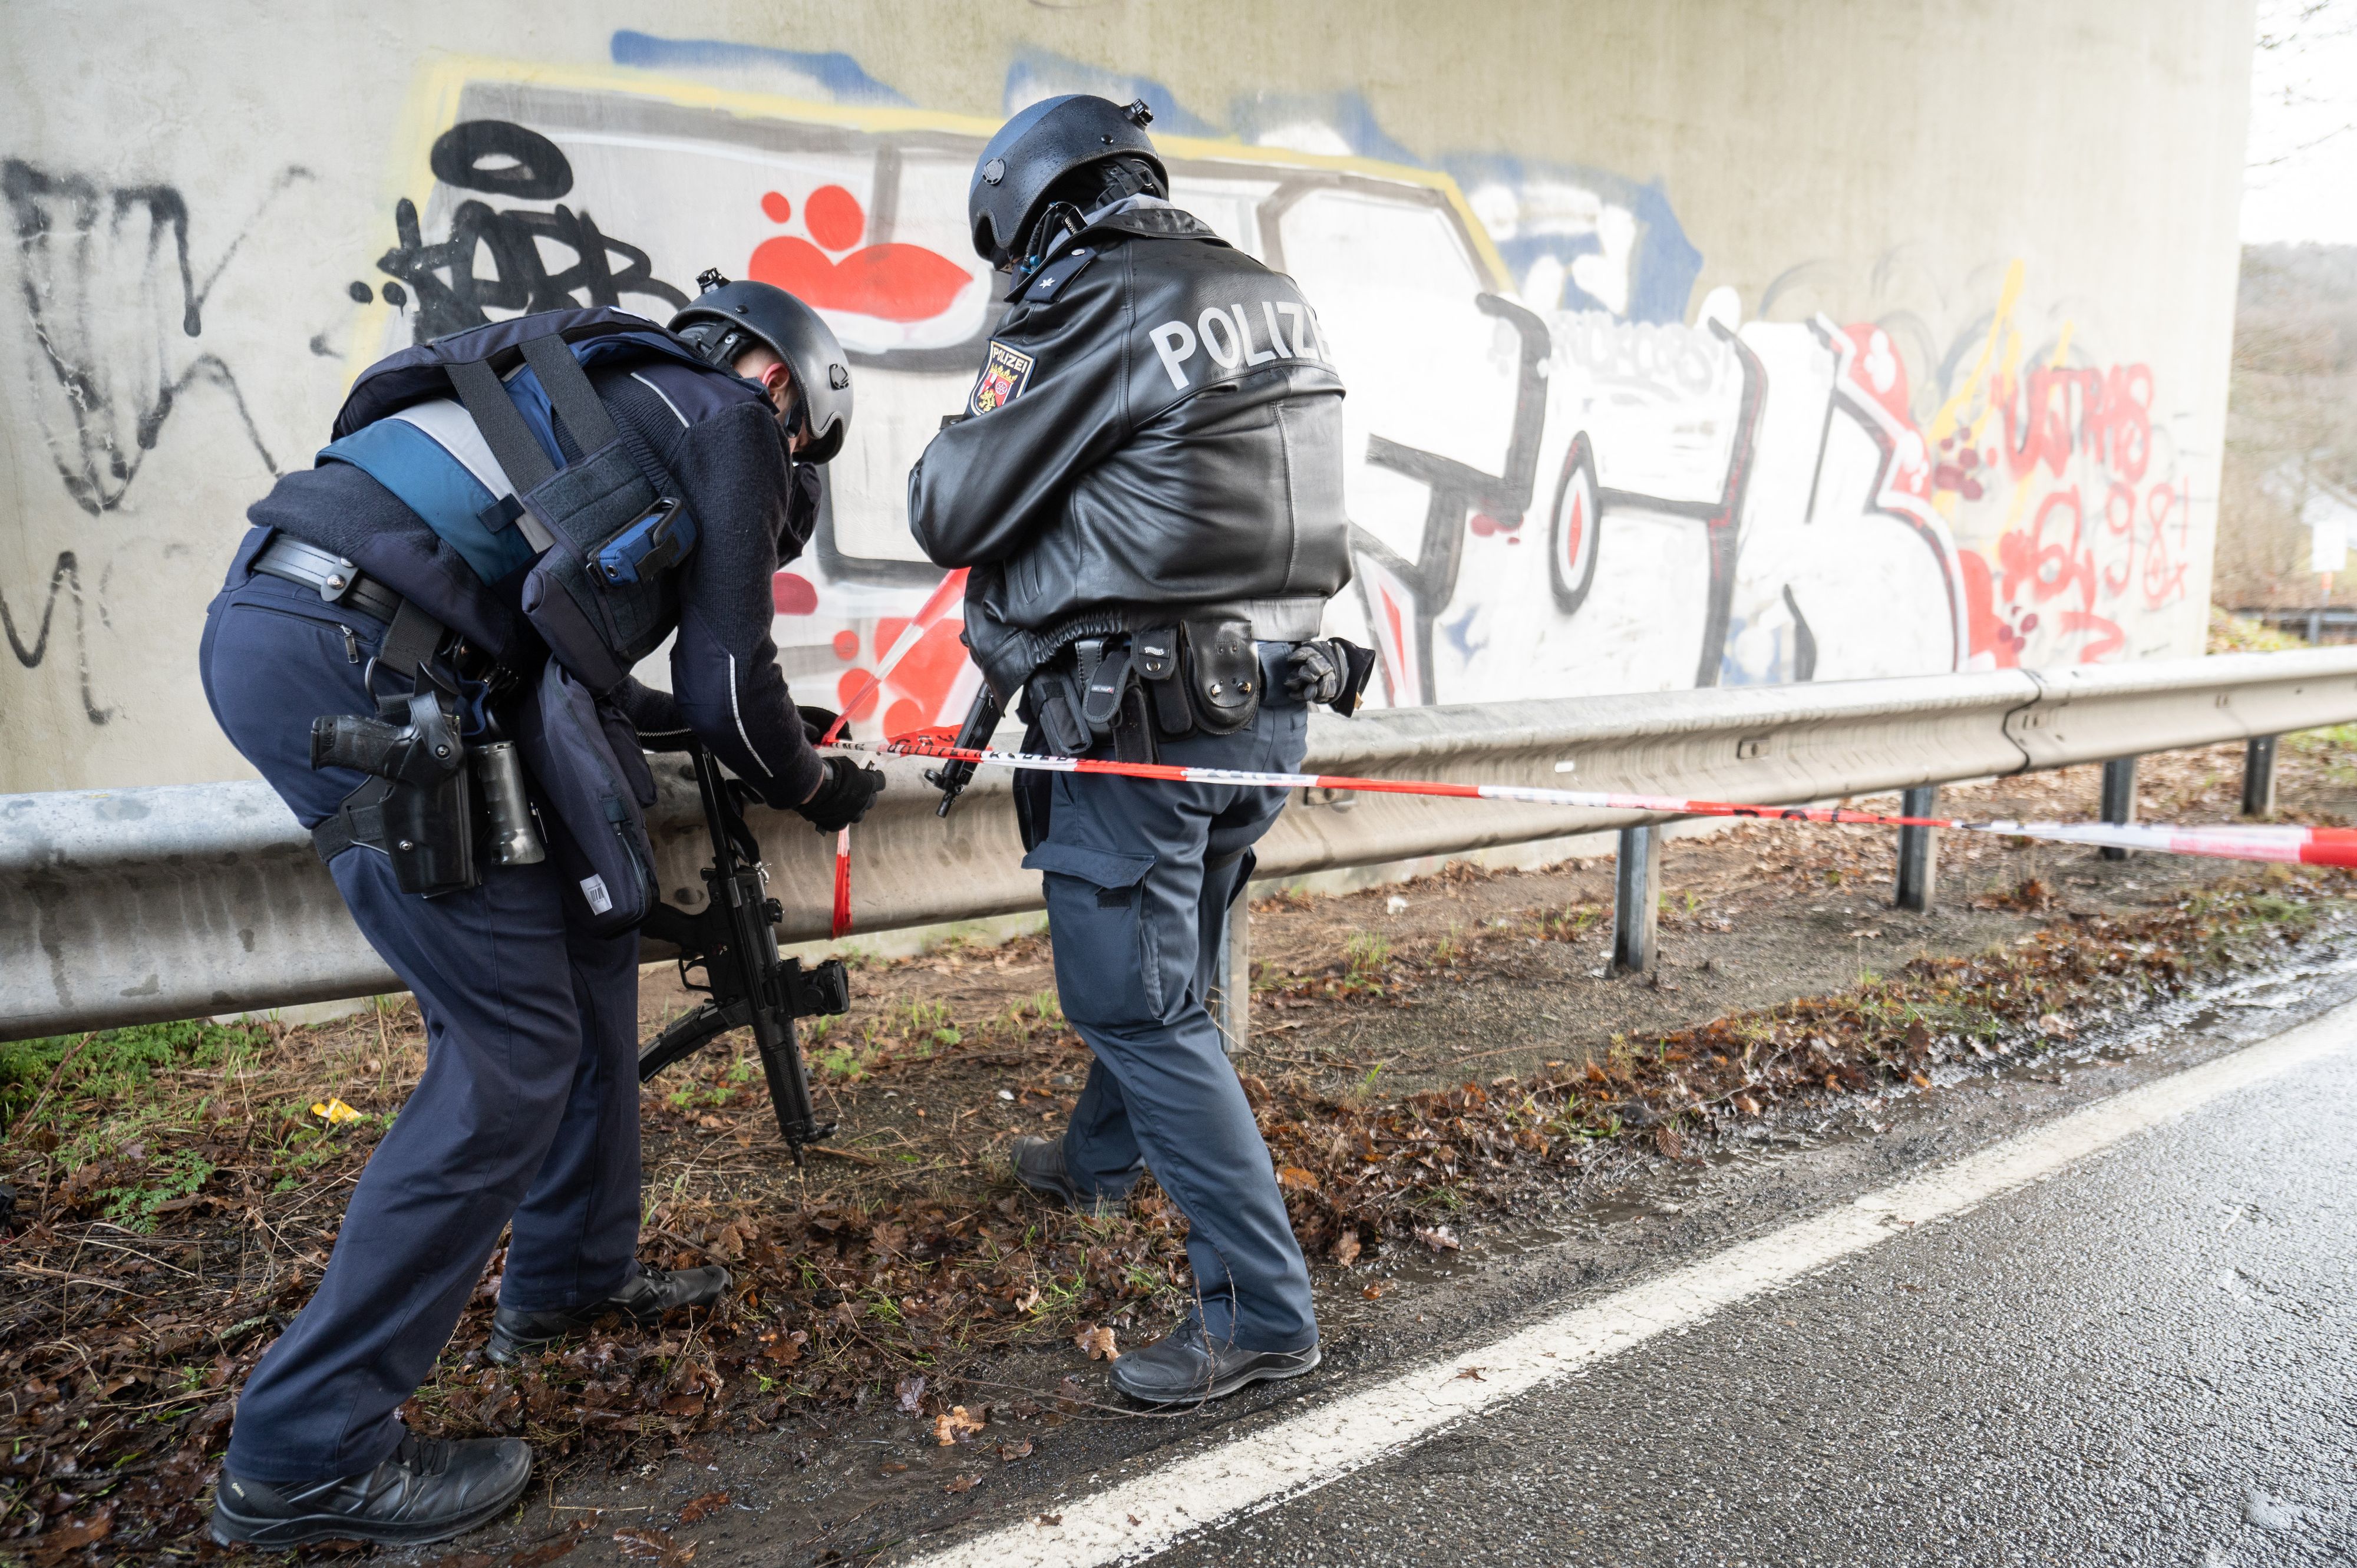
[1895,785,1938,912]
[2099,756,2137,861]
[1211,879,1250,1055]
[1613,824,1661,973]
[2243,735,2279,818]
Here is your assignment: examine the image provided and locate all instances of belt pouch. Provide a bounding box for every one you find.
[514,657,659,934]
[1080,646,1157,764]
[1027,668,1094,757]
[1134,626,1194,738]
[1181,618,1260,735]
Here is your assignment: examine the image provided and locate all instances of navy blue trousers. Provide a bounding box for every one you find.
[1025,660,1316,1353]
[200,529,642,1485]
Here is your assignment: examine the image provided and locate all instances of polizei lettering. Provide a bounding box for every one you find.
[1148,301,1323,391]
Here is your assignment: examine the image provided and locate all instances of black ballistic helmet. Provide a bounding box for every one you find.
[968,95,1164,269]
[669,272,854,463]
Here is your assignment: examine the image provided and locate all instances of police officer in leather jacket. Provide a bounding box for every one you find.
[197,282,881,1549]
[910,95,1363,1405]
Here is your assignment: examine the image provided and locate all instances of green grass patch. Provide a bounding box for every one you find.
[1,1017,265,1149]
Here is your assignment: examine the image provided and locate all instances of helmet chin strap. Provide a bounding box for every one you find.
[761,362,808,444]
[1012,154,1171,284]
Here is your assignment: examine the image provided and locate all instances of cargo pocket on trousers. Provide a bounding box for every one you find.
[1022,841,1160,1026]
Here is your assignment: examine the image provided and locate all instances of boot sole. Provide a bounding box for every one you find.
[1114,1345,1323,1406]
[209,1465,529,1549]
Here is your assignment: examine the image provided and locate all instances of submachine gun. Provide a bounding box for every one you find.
[925,686,1003,818]
[636,743,849,1164]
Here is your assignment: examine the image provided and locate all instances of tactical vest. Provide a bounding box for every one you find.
[323,308,752,692]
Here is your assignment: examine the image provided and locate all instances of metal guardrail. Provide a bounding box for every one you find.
[9,647,2357,1042]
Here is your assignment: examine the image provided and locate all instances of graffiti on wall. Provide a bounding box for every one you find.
[367,120,686,341]
[0,550,110,724]
[2,160,295,517]
[315,45,2203,731]
[0,41,1989,735]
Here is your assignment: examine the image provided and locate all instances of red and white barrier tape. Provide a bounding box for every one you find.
[844,728,2357,870]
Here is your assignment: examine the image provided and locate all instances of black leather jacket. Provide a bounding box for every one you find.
[907,200,1351,698]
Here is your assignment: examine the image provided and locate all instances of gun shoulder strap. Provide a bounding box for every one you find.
[446,356,558,494]
[519,333,623,454]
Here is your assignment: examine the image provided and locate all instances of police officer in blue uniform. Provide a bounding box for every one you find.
[200,279,883,1549]
[910,97,1371,1405]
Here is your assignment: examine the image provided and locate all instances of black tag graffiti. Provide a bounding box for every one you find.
[372,120,686,342]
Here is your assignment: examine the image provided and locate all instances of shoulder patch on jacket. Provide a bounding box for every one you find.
[969,340,1037,416]
[1022,246,1099,304]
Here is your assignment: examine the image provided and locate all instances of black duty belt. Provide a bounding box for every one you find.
[252,535,407,626]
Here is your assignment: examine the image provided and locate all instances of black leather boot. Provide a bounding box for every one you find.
[1009,1134,1130,1217]
[485,1265,731,1365]
[1110,1316,1321,1405]
[210,1433,531,1547]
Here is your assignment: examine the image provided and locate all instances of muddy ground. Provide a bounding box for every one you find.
[4,733,2355,1565]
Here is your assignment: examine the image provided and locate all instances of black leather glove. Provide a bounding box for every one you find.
[797,705,847,745]
[797,754,887,832]
[1284,639,1346,705]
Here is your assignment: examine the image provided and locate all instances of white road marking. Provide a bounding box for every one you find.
[900,1001,2357,1567]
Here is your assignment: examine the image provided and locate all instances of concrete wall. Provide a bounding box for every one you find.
[0,0,2254,793]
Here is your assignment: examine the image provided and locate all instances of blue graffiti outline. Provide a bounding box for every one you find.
[610,30,911,106]
[1442,153,1701,326]
[1002,49,1698,324]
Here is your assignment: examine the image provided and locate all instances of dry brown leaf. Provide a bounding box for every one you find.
[897,1374,927,1413]
[1331,1230,1362,1266]
[27,1505,113,1558]
[676,1491,728,1524]
[1362,1283,1385,1300]
[1038,1513,1064,1526]
[998,1440,1034,1461]
[613,1526,696,1566]
[934,1404,986,1445]
[1455,1366,1485,1381]
[945,1474,978,1494]
[1413,1225,1460,1252]
[1076,1323,1120,1360]
[1735,1094,1761,1116]
[1276,1165,1321,1192]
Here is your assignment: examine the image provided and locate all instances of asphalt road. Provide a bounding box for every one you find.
[1147,1016,2357,1566]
